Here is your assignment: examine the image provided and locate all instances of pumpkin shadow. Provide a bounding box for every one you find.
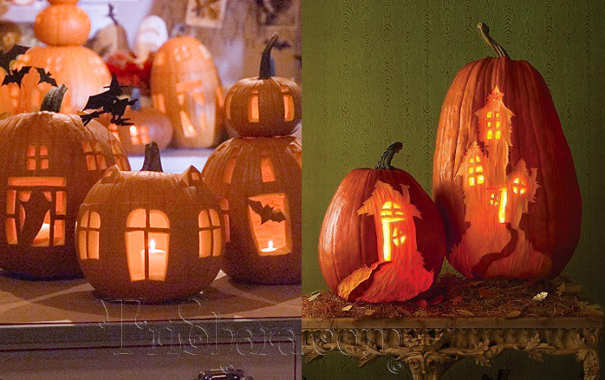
[0,270,88,302]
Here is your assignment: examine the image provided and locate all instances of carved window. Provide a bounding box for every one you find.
[198,209,222,258]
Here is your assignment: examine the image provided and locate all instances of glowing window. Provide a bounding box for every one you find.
[468,177,475,186]
[26,145,49,170]
[78,209,101,260]
[496,112,500,118]
[495,130,501,139]
[83,142,107,171]
[261,157,276,182]
[487,130,493,140]
[125,209,169,282]
[248,194,290,256]
[487,121,492,127]
[281,86,295,122]
[468,167,474,174]
[379,201,406,262]
[129,125,151,146]
[475,156,481,162]
[110,141,130,170]
[475,165,483,173]
[477,175,485,184]
[5,177,66,247]
[496,121,501,128]
[198,209,222,258]
[487,111,492,118]
[248,91,259,122]
[179,111,197,138]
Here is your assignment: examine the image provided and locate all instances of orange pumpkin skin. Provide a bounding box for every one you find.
[17,0,111,114]
[0,86,130,279]
[77,165,223,303]
[151,36,224,148]
[107,106,173,155]
[224,36,301,137]
[432,25,581,279]
[319,144,446,302]
[202,137,301,284]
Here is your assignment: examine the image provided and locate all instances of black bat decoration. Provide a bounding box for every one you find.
[16,191,52,247]
[81,74,136,126]
[83,74,122,111]
[0,44,29,73]
[2,66,31,86]
[36,68,57,86]
[248,199,286,224]
[80,111,103,126]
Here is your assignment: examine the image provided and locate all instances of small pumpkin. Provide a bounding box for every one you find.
[432,23,581,279]
[151,36,224,148]
[77,143,223,303]
[0,85,130,278]
[224,34,301,137]
[319,142,446,303]
[17,0,111,113]
[202,136,301,284]
[106,91,173,155]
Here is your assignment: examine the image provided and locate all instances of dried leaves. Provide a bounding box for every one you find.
[303,274,601,321]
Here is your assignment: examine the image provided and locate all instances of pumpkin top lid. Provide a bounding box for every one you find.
[375,142,403,170]
[259,34,279,79]
[477,22,509,58]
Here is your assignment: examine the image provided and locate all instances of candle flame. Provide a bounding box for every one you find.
[149,239,156,251]
[129,125,138,136]
[261,240,276,252]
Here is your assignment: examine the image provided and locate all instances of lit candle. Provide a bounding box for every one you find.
[141,239,166,275]
[261,240,276,253]
[129,125,138,137]
[32,223,50,246]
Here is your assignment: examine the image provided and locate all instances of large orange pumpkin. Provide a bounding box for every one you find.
[16,0,111,113]
[202,137,301,284]
[224,34,302,137]
[77,144,223,303]
[319,142,446,303]
[432,23,581,279]
[0,85,130,278]
[151,36,224,148]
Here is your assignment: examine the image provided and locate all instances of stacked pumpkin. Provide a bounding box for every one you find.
[203,35,302,284]
[17,0,111,113]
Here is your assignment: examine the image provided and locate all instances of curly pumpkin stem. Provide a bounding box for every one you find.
[40,85,68,113]
[259,33,279,79]
[141,142,163,172]
[376,142,403,170]
[477,22,509,58]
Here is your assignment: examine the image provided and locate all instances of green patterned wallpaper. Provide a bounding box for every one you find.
[302,0,604,378]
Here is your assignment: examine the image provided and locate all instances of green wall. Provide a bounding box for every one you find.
[302,0,605,378]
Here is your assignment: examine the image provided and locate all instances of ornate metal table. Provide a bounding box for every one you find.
[303,276,603,379]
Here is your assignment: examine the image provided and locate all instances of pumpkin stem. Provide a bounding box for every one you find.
[259,33,279,79]
[141,142,163,172]
[376,142,403,170]
[107,4,119,25]
[477,23,509,58]
[40,85,67,113]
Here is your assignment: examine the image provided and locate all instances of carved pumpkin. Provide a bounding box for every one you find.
[224,34,301,137]
[16,0,111,113]
[107,102,173,155]
[77,143,223,303]
[202,137,301,284]
[0,85,130,279]
[432,23,581,279]
[151,36,224,148]
[319,142,446,303]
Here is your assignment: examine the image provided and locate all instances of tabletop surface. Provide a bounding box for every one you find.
[0,271,301,326]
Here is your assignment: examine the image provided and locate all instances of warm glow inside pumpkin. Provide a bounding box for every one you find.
[432,23,580,279]
[77,143,223,303]
[0,85,130,278]
[319,142,446,303]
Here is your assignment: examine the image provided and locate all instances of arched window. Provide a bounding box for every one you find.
[125,209,170,281]
[78,209,100,260]
[198,209,222,258]
[82,141,107,171]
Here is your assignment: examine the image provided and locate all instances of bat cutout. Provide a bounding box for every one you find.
[81,74,137,126]
[248,199,286,224]
[0,44,29,73]
[2,66,31,86]
[16,191,52,247]
[36,68,58,86]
